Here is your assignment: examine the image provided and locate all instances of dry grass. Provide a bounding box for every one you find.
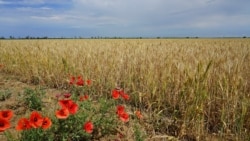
[0,39,249,140]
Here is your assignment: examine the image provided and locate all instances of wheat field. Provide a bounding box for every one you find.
[0,39,249,140]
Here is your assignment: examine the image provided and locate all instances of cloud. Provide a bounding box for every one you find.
[0,0,11,4]
[31,15,63,21]
[0,0,250,37]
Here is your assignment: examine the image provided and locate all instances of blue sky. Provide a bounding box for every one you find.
[0,0,250,38]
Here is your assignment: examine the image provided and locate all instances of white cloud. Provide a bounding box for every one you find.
[0,0,250,37]
[0,0,11,4]
[31,15,63,21]
[17,6,52,11]
[188,14,250,29]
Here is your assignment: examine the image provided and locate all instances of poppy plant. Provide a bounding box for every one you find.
[83,121,94,134]
[86,79,91,86]
[29,111,43,128]
[59,99,78,114]
[0,110,13,120]
[16,118,32,131]
[69,76,75,85]
[0,118,10,132]
[41,117,52,130]
[68,102,79,114]
[112,88,130,100]
[76,76,84,86]
[63,93,71,98]
[118,112,129,122]
[59,99,73,109]
[56,108,69,119]
[135,111,143,119]
[120,92,130,100]
[112,89,120,99]
[116,105,129,122]
[79,94,89,101]
[116,105,125,115]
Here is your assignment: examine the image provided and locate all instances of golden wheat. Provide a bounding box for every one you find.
[0,39,249,140]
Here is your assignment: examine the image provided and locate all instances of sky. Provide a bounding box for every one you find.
[0,0,250,38]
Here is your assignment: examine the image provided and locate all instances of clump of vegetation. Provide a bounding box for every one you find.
[0,89,12,101]
[22,88,45,111]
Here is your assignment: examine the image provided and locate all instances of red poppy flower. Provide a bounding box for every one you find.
[0,118,10,132]
[83,121,94,134]
[63,93,71,98]
[41,117,52,130]
[120,92,130,100]
[59,99,78,114]
[112,89,120,99]
[16,118,32,131]
[59,99,73,109]
[118,112,129,122]
[0,110,14,120]
[55,108,69,119]
[76,76,84,86]
[29,111,43,128]
[135,111,143,119]
[86,79,91,86]
[116,105,125,115]
[68,102,78,114]
[79,94,89,101]
[69,76,75,85]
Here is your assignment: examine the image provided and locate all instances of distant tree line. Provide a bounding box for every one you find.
[0,35,249,40]
[0,36,49,39]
